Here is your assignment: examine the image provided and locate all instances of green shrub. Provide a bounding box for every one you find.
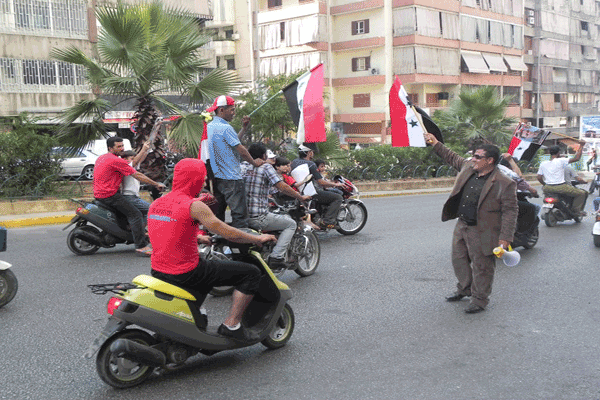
[0,115,60,197]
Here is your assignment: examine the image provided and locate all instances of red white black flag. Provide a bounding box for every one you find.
[282,63,326,144]
[389,76,426,147]
[508,123,550,161]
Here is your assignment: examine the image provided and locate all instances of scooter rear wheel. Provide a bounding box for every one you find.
[544,212,557,227]
[262,303,294,350]
[67,226,101,255]
[96,329,157,389]
[0,269,18,308]
[523,226,539,249]
[594,235,600,248]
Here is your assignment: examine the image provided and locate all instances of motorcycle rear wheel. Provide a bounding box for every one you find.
[293,231,320,277]
[544,212,557,227]
[0,269,18,308]
[594,235,600,248]
[523,226,539,249]
[67,226,101,255]
[96,329,157,389]
[261,303,294,349]
[336,201,368,235]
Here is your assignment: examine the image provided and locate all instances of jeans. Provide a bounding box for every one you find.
[123,195,150,224]
[314,189,343,224]
[214,179,248,228]
[249,212,296,260]
[594,197,600,211]
[96,193,147,249]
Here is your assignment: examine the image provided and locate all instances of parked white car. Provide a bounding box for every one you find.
[51,148,99,180]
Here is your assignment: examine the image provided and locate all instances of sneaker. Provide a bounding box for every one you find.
[268,257,287,270]
[217,324,249,342]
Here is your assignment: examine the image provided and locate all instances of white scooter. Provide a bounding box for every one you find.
[0,227,17,308]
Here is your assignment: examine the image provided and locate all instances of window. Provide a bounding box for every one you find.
[280,22,285,41]
[351,19,369,35]
[351,56,370,72]
[225,30,233,39]
[268,0,281,8]
[554,93,561,103]
[581,21,589,31]
[226,58,235,70]
[353,93,370,108]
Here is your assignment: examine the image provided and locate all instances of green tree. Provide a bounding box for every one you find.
[432,86,517,150]
[52,1,239,180]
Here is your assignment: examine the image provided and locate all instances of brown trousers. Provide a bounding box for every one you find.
[543,184,588,214]
[451,220,497,308]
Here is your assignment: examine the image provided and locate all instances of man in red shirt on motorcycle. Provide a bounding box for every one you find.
[148,158,276,342]
[94,136,165,256]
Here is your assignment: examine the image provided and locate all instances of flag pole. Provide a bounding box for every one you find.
[249,90,283,117]
[411,106,427,134]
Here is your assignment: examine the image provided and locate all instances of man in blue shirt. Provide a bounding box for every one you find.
[206,95,264,228]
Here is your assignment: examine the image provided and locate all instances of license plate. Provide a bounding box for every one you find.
[542,204,554,209]
[83,317,127,359]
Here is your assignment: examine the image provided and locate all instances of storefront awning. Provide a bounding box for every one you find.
[461,51,490,74]
[503,55,528,72]
[482,53,508,73]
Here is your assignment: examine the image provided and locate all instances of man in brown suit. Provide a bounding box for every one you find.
[425,133,518,314]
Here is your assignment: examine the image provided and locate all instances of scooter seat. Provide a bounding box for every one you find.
[132,274,197,301]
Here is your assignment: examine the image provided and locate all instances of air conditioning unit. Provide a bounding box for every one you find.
[528,17,535,25]
[527,9,534,16]
[527,50,533,55]
[370,68,379,75]
[231,33,240,41]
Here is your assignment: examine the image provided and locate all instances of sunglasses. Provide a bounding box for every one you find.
[472,154,488,160]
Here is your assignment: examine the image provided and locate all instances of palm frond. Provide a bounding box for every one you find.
[51,46,114,86]
[55,98,112,148]
[169,112,206,154]
[187,68,241,106]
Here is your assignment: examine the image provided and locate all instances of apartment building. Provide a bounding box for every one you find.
[0,0,213,123]
[522,0,600,140]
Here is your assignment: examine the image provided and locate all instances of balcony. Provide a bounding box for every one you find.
[205,40,236,57]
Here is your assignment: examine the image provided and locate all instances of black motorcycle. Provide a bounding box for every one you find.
[512,191,540,249]
[541,181,587,227]
[306,175,368,235]
[63,199,138,255]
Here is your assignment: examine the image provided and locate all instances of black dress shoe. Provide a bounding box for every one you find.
[464,304,485,314]
[445,293,469,302]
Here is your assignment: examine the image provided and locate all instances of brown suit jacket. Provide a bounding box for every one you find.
[433,142,518,255]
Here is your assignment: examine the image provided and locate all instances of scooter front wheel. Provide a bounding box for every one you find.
[96,329,157,389]
[262,303,294,350]
[0,269,18,308]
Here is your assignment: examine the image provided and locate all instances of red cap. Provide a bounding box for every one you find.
[206,95,235,112]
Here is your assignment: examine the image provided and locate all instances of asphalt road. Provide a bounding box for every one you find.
[1,193,600,399]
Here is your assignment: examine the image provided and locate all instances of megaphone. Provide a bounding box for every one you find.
[493,246,520,267]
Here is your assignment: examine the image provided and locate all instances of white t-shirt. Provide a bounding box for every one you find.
[537,158,569,185]
[121,162,140,196]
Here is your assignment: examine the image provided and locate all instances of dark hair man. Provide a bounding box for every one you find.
[537,142,587,217]
[148,158,276,341]
[245,143,311,269]
[94,136,165,256]
[290,145,345,229]
[425,132,518,314]
[206,95,265,228]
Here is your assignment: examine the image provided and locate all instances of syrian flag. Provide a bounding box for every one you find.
[197,120,209,162]
[282,63,326,144]
[508,123,550,161]
[389,76,426,147]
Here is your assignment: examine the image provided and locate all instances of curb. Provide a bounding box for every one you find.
[0,215,73,229]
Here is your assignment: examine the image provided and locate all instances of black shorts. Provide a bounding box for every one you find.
[151,258,261,296]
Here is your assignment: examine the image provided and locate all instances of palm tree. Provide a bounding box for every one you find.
[433,86,517,149]
[52,1,239,181]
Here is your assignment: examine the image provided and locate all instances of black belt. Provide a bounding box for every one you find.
[459,217,477,226]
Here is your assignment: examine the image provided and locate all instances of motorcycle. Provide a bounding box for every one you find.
[0,227,17,308]
[511,191,540,249]
[541,181,587,227]
[63,199,137,255]
[84,239,294,389]
[306,175,368,235]
[204,200,321,297]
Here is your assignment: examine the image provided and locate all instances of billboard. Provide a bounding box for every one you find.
[580,115,600,153]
